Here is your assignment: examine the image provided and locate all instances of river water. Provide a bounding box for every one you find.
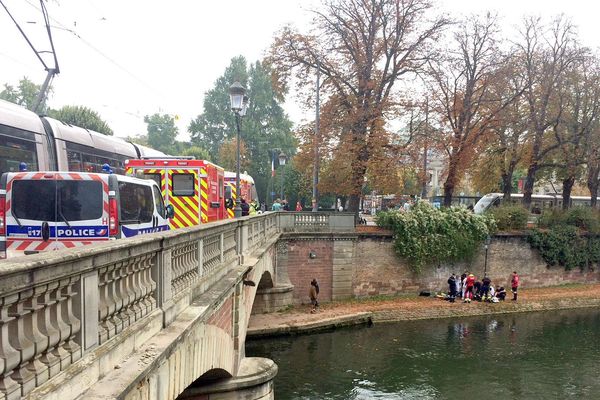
[246,308,600,399]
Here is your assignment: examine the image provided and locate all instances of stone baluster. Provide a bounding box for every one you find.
[197,238,204,279]
[128,262,143,320]
[108,264,124,335]
[35,285,60,379]
[115,261,134,331]
[142,254,157,314]
[59,277,81,364]
[48,281,71,371]
[22,286,49,387]
[97,266,114,344]
[0,293,21,400]
[8,289,35,396]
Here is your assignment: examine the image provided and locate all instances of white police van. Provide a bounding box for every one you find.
[0,171,174,258]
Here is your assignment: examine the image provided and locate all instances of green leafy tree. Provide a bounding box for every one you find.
[180,145,211,161]
[188,56,295,204]
[0,77,47,112]
[144,113,178,154]
[48,105,114,135]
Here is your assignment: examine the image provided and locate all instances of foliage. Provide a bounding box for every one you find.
[376,202,495,273]
[488,205,529,231]
[48,105,114,135]
[0,77,47,112]
[217,138,250,171]
[144,113,178,154]
[180,145,210,161]
[537,207,600,233]
[269,0,448,212]
[528,226,600,270]
[188,56,294,204]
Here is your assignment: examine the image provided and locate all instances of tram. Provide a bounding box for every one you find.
[0,99,167,176]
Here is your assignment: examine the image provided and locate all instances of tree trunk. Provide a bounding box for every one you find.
[562,177,575,210]
[587,165,600,208]
[501,172,513,203]
[522,163,538,210]
[443,162,458,207]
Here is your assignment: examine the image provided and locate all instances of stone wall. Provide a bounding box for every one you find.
[276,232,600,303]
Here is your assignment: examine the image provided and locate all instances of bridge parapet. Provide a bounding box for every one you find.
[278,211,355,232]
[0,213,279,400]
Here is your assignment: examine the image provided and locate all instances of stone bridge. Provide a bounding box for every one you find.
[0,212,355,400]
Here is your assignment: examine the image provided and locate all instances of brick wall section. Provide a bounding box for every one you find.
[207,295,233,336]
[285,239,333,304]
[278,233,600,304]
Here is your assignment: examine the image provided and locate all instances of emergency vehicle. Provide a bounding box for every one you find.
[224,171,260,218]
[0,171,174,258]
[125,158,226,228]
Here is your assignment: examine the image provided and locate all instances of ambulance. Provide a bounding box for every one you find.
[224,171,260,218]
[0,171,174,258]
[125,158,226,228]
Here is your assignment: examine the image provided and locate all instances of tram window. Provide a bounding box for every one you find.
[172,174,194,196]
[82,154,99,172]
[68,151,82,171]
[0,135,38,175]
[143,173,162,188]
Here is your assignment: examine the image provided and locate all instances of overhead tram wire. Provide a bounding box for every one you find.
[22,0,168,102]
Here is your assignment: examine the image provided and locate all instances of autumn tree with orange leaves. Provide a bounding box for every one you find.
[269,0,449,212]
[427,14,521,207]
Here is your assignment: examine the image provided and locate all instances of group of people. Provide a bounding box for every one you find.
[240,198,260,216]
[445,271,519,303]
[271,198,303,212]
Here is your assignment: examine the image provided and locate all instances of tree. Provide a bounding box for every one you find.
[517,16,582,209]
[0,77,47,112]
[144,113,178,154]
[188,57,294,204]
[428,14,518,207]
[180,145,211,161]
[217,138,250,171]
[48,105,114,135]
[269,0,448,212]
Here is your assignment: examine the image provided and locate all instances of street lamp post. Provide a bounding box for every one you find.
[278,150,287,200]
[229,82,248,218]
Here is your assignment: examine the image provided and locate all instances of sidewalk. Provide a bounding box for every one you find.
[247,283,600,338]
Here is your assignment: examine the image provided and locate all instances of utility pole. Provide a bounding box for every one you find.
[312,68,320,212]
[421,99,429,199]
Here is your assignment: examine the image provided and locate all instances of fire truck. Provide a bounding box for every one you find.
[125,158,226,228]
[224,171,260,218]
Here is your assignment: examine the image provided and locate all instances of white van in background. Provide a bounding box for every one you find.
[0,171,174,258]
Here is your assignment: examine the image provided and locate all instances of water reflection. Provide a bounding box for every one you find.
[246,309,600,399]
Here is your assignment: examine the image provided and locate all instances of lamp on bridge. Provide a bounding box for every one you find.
[278,150,287,200]
[229,82,249,218]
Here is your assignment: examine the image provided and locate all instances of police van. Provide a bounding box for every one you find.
[0,171,174,258]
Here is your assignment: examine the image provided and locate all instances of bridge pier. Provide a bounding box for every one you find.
[177,357,277,400]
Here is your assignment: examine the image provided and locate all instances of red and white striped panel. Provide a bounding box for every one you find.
[6,239,105,253]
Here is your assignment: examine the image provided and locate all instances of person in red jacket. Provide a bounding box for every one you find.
[464,273,475,302]
[511,271,520,301]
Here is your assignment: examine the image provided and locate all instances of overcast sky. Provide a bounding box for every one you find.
[2,0,599,141]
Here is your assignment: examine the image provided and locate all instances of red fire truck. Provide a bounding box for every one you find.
[125,158,226,228]
[224,171,260,218]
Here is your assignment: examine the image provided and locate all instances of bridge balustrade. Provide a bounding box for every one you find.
[0,213,280,400]
[0,211,354,400]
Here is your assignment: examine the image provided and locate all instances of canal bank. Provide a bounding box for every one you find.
[247,283,600,338]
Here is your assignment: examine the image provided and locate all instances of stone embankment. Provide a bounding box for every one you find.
[247,283,600,338]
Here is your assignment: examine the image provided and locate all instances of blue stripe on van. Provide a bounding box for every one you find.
[6,225,109,238]
[121,225,169,237]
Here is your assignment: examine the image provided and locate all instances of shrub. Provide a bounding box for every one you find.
[537,208,567,228]
[376,202,496,273]
[488,204,529,231]
[565,207,600,233]
[528,225,600,270]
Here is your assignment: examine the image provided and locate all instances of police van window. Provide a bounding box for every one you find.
[153,186,166,219]
[58,181,103,221]
[172,174,194,196]
[12,180,56,221]
[119,182,153,223]
[0,134,38,176]
[144,173,162,188]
